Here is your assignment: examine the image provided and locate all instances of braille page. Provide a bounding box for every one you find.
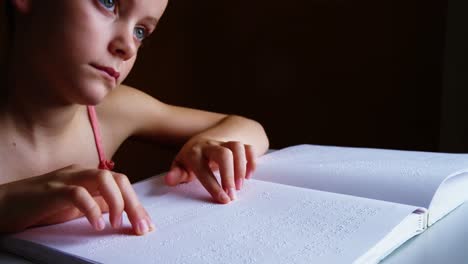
[255,145,468,208]
[5,177,419,264]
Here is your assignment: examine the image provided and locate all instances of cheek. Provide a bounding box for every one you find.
[120,57,137,81]
[69,22,107,61]
[72,33,104,61]
[31,8,104,70]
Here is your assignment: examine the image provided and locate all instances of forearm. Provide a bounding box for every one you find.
[188,115,269,157]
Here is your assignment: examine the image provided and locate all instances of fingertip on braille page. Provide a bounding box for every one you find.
[149,221,156,232]
[113,215,122,229]
[235,178,243,190]
[136,219,151,235]
[95,217,106,231]
[218,190,231,203]
[228,188,237,200]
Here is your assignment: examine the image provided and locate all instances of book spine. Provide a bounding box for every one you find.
[414,208,428,230]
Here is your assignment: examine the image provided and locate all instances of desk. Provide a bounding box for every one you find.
[2,195,468,263]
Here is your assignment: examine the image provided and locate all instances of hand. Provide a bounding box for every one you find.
[0,165,154,235]
[164,139,257,204]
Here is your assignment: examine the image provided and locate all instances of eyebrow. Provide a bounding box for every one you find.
[124,0,159,27]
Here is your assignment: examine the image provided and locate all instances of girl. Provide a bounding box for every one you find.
[0,0,269,236]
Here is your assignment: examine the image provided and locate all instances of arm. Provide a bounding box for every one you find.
[99,85,268,151]
[182,114,269,157]
[100,85,270,203]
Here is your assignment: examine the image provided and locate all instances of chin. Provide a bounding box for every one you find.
[82,95,106,106]
[74,83,113,106]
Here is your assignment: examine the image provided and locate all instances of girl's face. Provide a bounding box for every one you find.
[13,0,167,105]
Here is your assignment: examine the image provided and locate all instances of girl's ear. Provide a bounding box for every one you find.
[11,0,32,14]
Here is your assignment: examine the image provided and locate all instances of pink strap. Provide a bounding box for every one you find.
[87,106,115,170]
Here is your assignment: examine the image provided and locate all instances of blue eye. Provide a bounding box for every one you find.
[134,27,147,42]
[98,0,116,12]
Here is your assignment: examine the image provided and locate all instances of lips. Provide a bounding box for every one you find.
[90,63,120,81]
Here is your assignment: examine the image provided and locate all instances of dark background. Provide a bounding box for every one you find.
[122,0,445,150]
[110,0,468,179]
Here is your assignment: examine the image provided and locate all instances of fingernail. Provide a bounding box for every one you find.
[113,215,122,229]
[228,188,237,200]
[95,217,106,231]
[148,219,156,232]
[218,190,231,203]
[235,178,243,190]
[137,219,149,235]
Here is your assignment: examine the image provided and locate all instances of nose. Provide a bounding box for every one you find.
[108,26,137,61]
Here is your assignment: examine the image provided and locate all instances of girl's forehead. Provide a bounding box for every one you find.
[122,0,168,18]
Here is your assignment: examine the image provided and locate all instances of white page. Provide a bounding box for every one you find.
[254,145,468,208]
[5,176,418,264]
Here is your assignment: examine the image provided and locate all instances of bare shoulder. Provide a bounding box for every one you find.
[97,84,165,120]
[95,85,165,138]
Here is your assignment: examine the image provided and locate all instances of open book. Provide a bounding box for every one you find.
[1,144,468,264]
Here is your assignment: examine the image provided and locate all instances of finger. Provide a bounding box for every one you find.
[61,169,123,229]
[96,171,124,229]
[35,207,83,226]
[222,141,247,190]
[35,196,109,227]
[113,173,155,236]
[208,160,220,171]
[203,145,236,200]
[187,171,196,182]
[245,144,256,179]
[164,165,190,186]
[190,157,231,204]
[94,196,110,212]
[56,184,105,231]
